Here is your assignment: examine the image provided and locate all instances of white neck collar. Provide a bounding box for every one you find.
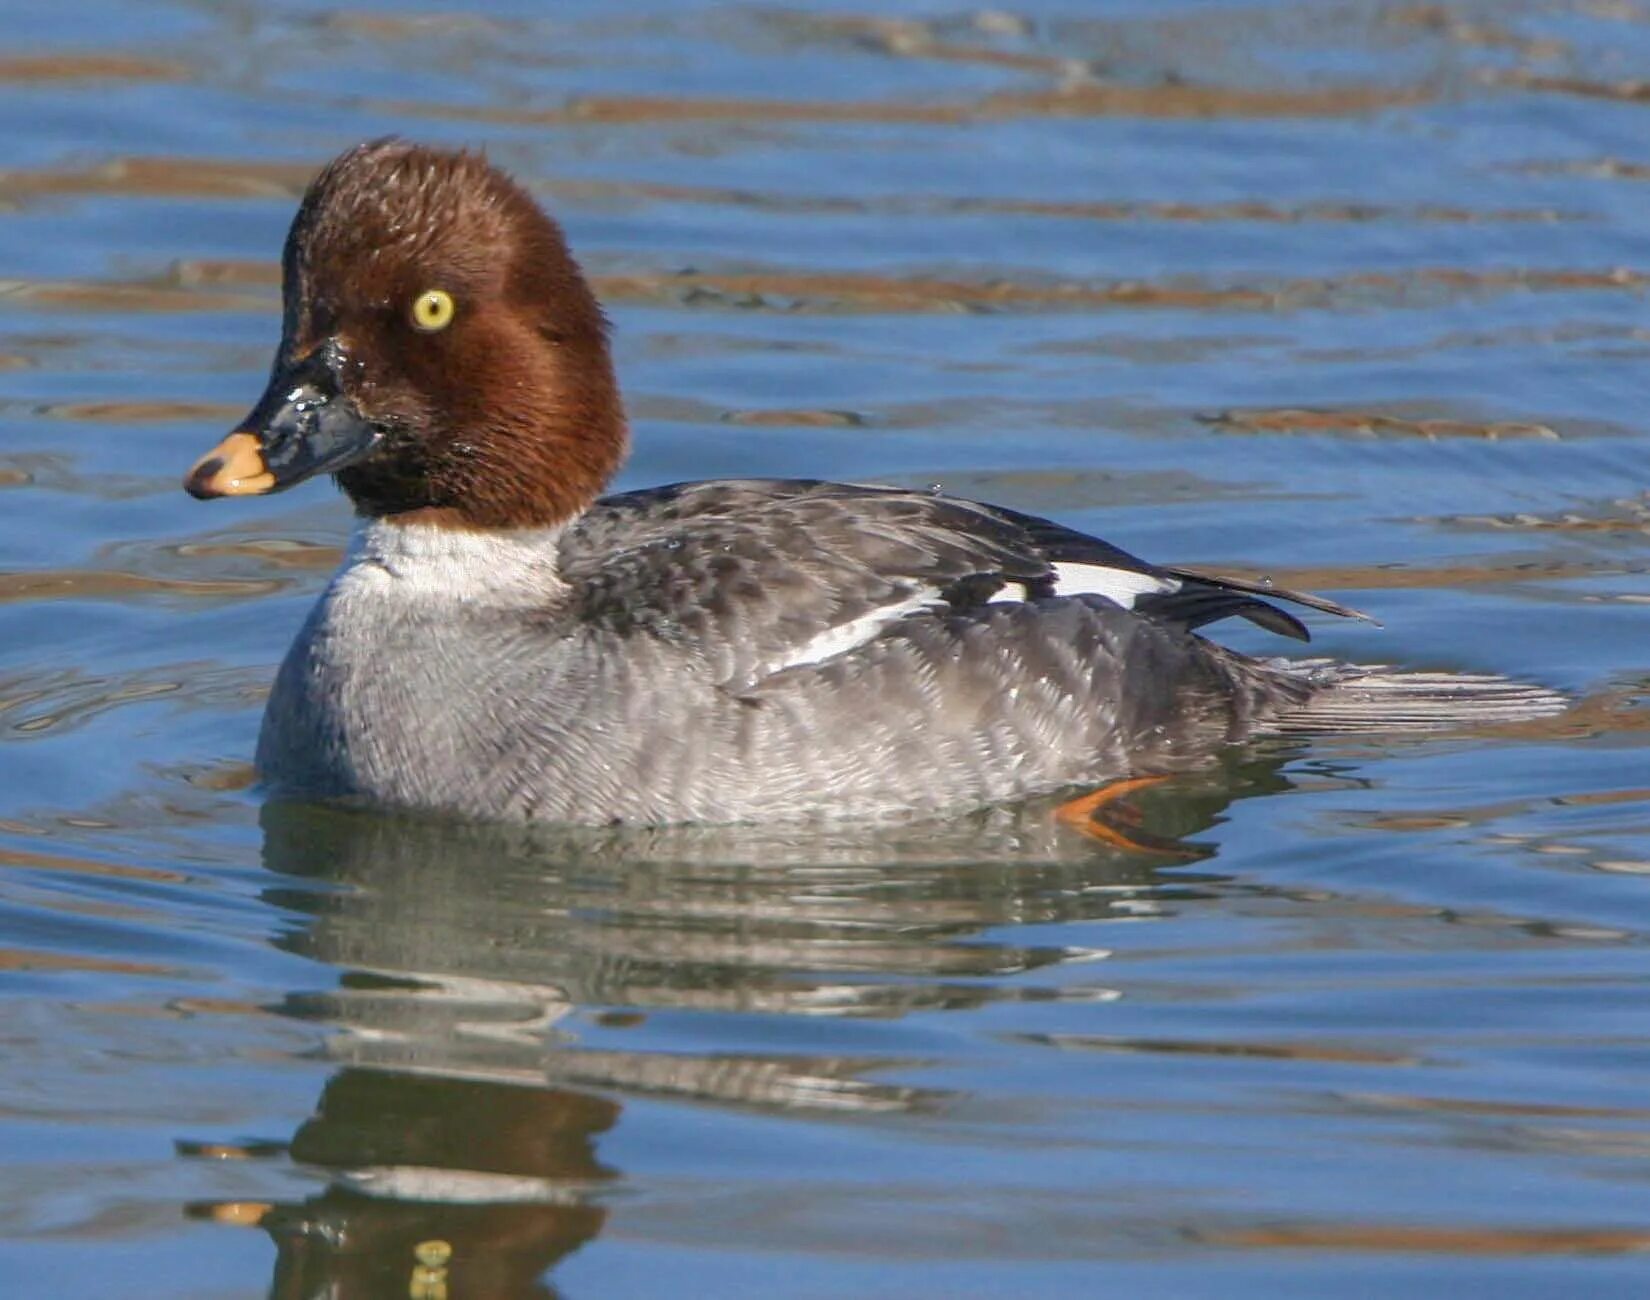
[343,517,570,605]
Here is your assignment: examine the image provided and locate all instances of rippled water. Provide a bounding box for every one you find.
[3,2,1650,1296]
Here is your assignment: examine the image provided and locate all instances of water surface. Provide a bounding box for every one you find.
[3,2,1650,1296]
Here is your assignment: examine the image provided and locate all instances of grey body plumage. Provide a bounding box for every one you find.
[257,480,1345,824]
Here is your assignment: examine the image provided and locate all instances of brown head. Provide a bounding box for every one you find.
[184,139,627,528]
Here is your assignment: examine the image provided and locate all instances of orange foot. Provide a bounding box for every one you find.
[1054,774,1190,855]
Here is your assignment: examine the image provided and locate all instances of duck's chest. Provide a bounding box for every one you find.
[254,565,583,809]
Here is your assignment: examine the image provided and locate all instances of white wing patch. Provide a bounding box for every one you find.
[1049,561,1179,608]
[768,562,1183,674]
[987,562,1182,608]
[769,591,941,673]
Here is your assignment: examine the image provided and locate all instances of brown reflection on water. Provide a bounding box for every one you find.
[0,54,185,83]
[317,11,517,41]
[0,567,284,603]
[720,405,867,429]
[1206,408,1562,440]
[539,175,1574,225]
[591,265,1648,315]
[0,157,311,205]
[35,399,241,423]
[390,79,1427,131]
[0,277,267,314]
[931,196,1574,225]
[982,79,1428,121]
[1009,1032,1422,1067]
[0,945,178,976]
[0,842,186,883]
[1201,1222,1650,1255]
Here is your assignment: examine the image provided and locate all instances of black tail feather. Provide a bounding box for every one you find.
[1166,566,1377,627]
[1139,569,1375,642]
[1136,585,1313,641]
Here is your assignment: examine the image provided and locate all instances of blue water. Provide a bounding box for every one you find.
[2,3,1649,1296]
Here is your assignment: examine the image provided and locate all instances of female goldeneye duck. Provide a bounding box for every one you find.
[183,138,1564,827]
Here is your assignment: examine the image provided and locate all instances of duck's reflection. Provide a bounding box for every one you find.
[259,1072,612,1299]
[220,746,1302,1297]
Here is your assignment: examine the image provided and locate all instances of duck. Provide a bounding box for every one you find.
[183,139,1563,826]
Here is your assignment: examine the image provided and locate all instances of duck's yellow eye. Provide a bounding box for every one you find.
[409,288,455,333]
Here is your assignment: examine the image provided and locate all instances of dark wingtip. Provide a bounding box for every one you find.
[1244,603,1312,642]
[1167,565,1380,628]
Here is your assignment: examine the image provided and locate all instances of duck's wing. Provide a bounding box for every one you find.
[982,501,1373,640]
[560,479,1366,689]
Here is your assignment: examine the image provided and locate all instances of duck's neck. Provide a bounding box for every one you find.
[342,516,574,606]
